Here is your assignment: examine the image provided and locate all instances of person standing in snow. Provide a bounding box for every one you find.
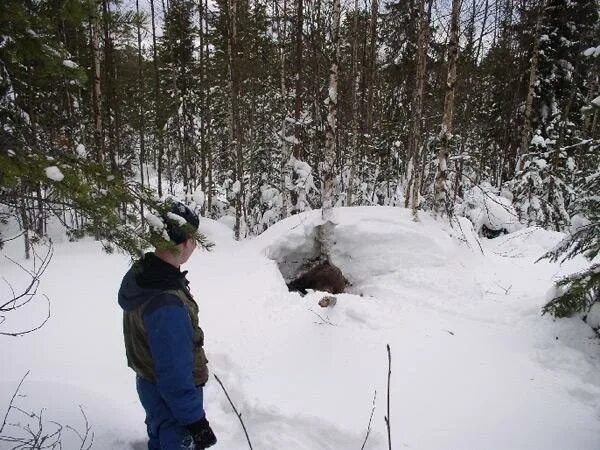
[118,201,217,449]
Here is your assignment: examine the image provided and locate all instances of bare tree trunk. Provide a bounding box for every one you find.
[293,0,303,159]
[277,0,290,217]
[135,0,146,227]
[582,71,598,135]
[517,1,545,173]
[322,0,341,223]
[365,0,378,133]
[227,0,244,239]
[205,0,214,215]
[434,0,460,216]
[150,0,164,197]
[199,0,206,211]
[89,0,103,164]
[475,0,490,62]
[170,73,187,190]
[19,188,30,260]
[280,0,287,97]
[346,0,361,207]
[405,0,430,221]
[35,184,45,236]
[101,0,119,173]
[309,0,323,168]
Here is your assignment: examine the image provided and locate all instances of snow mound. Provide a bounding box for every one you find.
[198,217,234,247]
[484,226,565,259]
[216,215,236,231]
[586,303,600,329]
[253,207,477,311]
[457,183,521,235]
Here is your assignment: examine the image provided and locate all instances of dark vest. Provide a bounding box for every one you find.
[123,288,209,386]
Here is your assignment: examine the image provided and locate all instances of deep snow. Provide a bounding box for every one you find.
[1,206,599,449]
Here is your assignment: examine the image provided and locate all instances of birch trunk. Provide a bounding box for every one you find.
[346,0,361,207]
[322,0,341,225]
[405,0,430,220]
[434,0,460,216]
[293,0,303,160]
[365,0,378,133]
[89,0,103,164]
[150,0,164,196]
[101,0,119,172]
[277,0,291,217]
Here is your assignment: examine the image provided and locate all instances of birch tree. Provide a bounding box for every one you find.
[322,0,341,224]
[149,0,164,196]
[433,0,460,216]
[89,0,104,163]
[405,0,431,221]
[345,0,361,206]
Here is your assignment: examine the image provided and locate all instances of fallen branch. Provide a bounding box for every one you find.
[214,374,253,450]
[360,390,377,450]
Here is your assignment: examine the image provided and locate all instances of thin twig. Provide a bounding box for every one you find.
[0,378,93,449]
[0,371,29,435]
[0,242,53,336]
[65,406,94,450]
[0,294,51,337]
[213,374,253,450]
[494,282,512,295]
[0,231,25,244]
[1,243,53,310]
[384,344,392,450]
[309,309,336,326]
[360,390,377,450]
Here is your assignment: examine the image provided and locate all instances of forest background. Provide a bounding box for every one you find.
[1,0,599,318]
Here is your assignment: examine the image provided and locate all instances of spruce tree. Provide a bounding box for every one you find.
[0,0,183,257]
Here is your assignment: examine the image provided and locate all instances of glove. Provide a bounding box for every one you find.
[186,418,217,449]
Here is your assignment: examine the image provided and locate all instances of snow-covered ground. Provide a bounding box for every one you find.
[1,206,600,449]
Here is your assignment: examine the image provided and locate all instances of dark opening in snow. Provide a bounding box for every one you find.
[286,260,348,295]
[481,224,508,239]
[269,224,349,295]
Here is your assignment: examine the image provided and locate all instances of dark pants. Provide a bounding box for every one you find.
[136,376,195,450]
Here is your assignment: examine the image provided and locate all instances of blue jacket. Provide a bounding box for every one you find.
[118,253,207,426]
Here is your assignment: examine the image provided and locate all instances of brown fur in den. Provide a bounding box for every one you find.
[287,261,347,294]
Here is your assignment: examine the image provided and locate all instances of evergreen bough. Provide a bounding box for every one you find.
[541,168,600,318]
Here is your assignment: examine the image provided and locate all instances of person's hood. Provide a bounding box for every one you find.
[118,253,189,312]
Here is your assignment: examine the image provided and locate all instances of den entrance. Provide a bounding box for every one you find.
[277,222,349,296]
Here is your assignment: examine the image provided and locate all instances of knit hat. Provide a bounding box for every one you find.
[163,201,200,244]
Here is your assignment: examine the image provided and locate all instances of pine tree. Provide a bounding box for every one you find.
[542,167,600,318]
[0,0,173,257]
[160,0,198,194]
